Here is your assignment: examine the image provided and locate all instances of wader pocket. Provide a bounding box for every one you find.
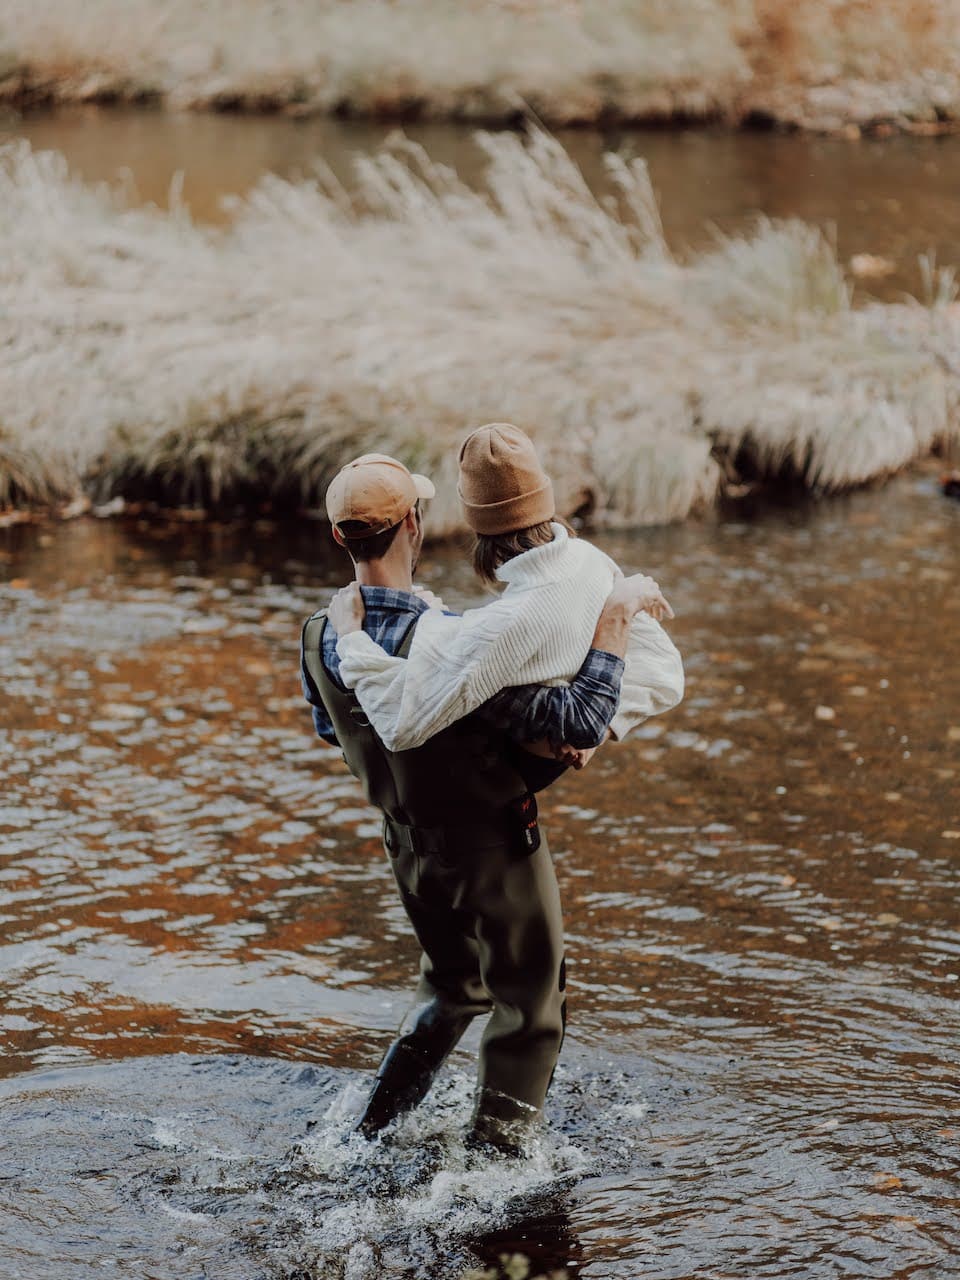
[508,793,541,857]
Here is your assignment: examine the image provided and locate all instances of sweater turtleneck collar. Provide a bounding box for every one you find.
[495,522,576,588]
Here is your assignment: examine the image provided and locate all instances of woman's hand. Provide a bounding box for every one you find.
[608,573,674,622]
[327,582,365,636]
[412,584,445,611]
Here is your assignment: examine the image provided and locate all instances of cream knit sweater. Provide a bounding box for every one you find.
[335,524,684,752]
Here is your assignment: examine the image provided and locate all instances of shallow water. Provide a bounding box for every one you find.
[3,106,960,301]
[1,466,959,1277]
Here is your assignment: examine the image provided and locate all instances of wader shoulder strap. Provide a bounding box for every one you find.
[396,611,421,658]
[300,609,330,700]
[301,605,422,700]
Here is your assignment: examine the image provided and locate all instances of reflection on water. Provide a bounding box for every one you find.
[1,463,959,1276]
[3,105,960,300]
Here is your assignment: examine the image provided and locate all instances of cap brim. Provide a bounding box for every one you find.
[411,473,436,501]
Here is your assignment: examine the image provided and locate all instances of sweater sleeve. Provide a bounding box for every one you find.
[609,611,685,741]
[334,595,554,751]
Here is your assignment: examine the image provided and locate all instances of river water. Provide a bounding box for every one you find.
[1,462,958,1278]
[3,106,960,301]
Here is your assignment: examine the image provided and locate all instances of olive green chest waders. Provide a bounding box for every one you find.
[301,611,568,1152]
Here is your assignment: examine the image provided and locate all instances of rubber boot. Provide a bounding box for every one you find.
[465,1088,541,1159]
[356,1004,474,1139]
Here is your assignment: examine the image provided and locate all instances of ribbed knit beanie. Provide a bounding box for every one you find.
[457,423,555,534]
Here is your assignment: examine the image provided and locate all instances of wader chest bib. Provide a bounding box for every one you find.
[301,611,555,830]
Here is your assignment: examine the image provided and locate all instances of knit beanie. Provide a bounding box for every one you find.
[457,423,555,534]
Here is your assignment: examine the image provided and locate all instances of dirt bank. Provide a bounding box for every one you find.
[0,0,958,134]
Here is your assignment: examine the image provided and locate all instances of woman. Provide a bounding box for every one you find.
[329,422,683,753]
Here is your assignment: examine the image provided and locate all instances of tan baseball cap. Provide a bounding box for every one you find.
[325,453,436,537]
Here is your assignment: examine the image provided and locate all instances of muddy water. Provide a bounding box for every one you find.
[1,465,958,1277]
[3,105,960,301]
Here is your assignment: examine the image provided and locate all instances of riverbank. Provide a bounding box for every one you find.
[1,0,959,134]
[2,129,957,531]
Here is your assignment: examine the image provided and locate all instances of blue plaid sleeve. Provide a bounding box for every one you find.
[477,648,625,749]
[301,637,339,745]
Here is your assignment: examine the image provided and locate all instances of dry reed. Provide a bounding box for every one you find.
[1,130,957,528]
[0,0,958,131]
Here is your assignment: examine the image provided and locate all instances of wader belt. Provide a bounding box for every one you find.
[302,607,534,823]
[385,817,515,857]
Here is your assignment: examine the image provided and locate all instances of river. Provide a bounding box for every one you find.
[1,460,958,1278]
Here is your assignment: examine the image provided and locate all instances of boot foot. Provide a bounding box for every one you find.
[356,1004,477,1138]
[355,1041,440,1138]
[466,1088,540,1159]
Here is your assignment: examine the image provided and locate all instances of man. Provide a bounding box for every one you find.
[301,453,665,1155]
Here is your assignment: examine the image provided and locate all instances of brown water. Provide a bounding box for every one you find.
[3,105,960,300]
[1,465,958,1278]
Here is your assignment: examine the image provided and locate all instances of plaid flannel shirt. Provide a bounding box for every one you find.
[302,585,623,750]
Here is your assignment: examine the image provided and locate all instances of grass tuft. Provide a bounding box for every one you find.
[1,130,957,527]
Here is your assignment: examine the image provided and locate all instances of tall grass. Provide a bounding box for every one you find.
[0,0,958,130]
[1,131,956,527]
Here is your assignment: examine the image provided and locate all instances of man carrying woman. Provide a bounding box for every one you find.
[302,425,682,1155]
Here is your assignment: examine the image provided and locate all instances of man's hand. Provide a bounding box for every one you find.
[553,743,597,770]
[327,582,365,636]
[522,735,604,769]
[609,573,674,622]
[552,725,611,769]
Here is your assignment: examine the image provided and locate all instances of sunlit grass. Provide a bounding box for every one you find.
[1,130,957,526]
[0,0,957,130]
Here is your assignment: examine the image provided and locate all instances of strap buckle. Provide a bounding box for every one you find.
[387,821,447,858]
